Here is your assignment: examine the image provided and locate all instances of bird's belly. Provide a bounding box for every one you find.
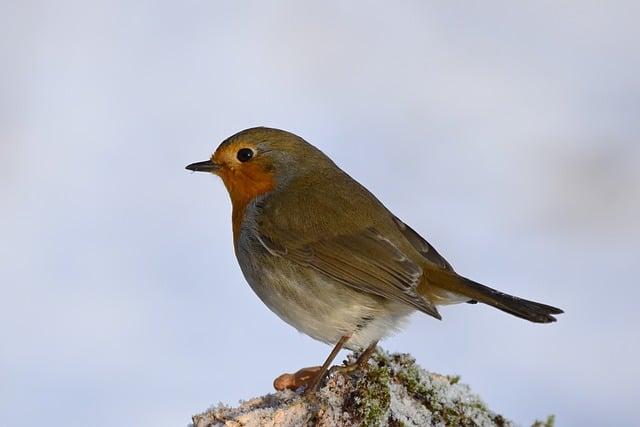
[237,254,413,350]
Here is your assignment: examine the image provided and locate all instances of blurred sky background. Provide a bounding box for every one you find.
[1,1,639,426]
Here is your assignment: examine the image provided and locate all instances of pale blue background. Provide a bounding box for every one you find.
[1,2,639,426]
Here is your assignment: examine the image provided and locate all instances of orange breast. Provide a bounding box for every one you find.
[218,163,276,241]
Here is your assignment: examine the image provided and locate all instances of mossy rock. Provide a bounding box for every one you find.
[193,349,552,427]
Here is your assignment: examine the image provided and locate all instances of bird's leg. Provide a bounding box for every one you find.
[273,335,350,394]
[303,335,350,396]
[333,341,378,375]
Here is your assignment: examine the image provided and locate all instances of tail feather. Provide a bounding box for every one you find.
[422,267,564,323]
[469,282,563,323]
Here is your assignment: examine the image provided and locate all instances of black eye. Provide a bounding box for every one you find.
[237,148,254,162]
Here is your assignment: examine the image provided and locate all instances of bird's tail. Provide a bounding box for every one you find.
[420,266,564,323]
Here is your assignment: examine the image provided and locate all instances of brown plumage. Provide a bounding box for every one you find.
[186,127,563,393]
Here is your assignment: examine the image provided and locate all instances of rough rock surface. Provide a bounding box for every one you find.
[192,350,554,427]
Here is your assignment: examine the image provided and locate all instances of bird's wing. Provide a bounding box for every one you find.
[255,226,441,319]
[391,216,455,272]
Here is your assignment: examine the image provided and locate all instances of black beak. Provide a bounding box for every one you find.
[185,160,219,173]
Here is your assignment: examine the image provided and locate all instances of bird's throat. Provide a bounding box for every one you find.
[218,165,276,241]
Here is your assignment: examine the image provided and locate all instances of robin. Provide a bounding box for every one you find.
[186,127,563,394]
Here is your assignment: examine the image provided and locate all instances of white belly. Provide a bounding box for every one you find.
[238,250,414,351]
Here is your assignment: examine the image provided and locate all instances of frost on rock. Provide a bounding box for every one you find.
[192,350,552,427]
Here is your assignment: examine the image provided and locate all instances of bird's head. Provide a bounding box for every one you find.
[186,127,333,217]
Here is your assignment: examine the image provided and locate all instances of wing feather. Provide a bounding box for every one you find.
[392,216,454,272]
[255,226,441,319]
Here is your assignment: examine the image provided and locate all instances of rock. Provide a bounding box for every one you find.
[192,350,552,427]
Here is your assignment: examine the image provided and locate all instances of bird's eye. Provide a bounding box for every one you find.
[237,148,254,162]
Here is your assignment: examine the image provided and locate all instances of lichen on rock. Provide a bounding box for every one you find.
[192,349,545,426]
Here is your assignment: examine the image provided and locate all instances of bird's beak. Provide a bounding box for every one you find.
[185,160,219,173]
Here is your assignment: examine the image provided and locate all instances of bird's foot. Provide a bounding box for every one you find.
[330,361,360,376]
[273,337,363,396]
[273,366,322,392]
[332,342,378,377]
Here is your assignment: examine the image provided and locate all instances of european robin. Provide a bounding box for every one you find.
[186,127,563,394]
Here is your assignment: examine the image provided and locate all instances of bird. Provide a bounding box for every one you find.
[186,127,563,394]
